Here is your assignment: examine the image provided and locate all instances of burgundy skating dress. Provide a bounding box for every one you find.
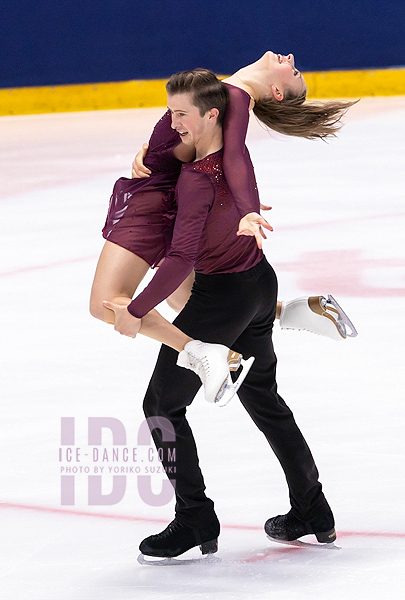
[102,110,182,267]
[102,84,259,268]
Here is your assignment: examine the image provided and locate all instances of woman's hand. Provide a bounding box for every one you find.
[131,143,151,178]
[237,212,273,249]
[102,301,142,338]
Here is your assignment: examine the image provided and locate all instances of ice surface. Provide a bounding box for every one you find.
[1,97,404,599]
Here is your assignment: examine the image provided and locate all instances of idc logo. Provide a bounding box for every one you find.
[59,417,176,507]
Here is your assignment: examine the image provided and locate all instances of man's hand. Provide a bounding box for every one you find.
[103,301,142,338]
[237,212,273,249]
[131,143,151,178]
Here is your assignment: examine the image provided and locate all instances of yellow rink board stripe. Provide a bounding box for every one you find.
[303,67,405,98]
[0,79,169,116]
[0,68,404,116]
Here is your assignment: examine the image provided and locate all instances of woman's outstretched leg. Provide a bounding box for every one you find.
[90,240,150,324]
[91,241,251,403]
[166,271,195,313]
[90,240,193,350]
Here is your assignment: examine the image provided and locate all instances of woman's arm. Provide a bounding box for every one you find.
[173,143,196,163]
[132,141,195,178]
[132,144,151,178]
[222,84,258,217]
[223,84,272,247]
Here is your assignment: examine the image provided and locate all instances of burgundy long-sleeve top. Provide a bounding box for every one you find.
[127,155,263,317]
[127,85,263,318]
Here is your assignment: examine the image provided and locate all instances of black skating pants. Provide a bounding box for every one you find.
[143,258,332,528]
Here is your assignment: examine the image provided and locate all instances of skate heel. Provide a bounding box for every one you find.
[227,350,242,371]
[308,296,346,339]
[308,295,358,340]
[326,295,358,338]
[315,528,337,544]
[215,356,255,406]
[199,538,218,555]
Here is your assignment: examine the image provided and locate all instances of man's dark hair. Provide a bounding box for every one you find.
[166,69,229,125]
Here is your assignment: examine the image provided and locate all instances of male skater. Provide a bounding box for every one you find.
[108,69,336,557]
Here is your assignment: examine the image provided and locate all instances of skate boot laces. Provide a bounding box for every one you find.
[185,351,210,385]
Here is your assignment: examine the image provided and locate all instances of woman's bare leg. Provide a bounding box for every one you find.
[90,241,150,323]
[166,271,195,312]
[139,310,192,352]
[142,286,282,348]
[91,242,281,351]
[90,240,192,351]
[166,267,283,319]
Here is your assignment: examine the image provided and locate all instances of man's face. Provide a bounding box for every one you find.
[167,92,210,148]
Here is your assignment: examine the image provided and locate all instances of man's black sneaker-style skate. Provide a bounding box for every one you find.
[265,510,336,545]
[139,516,220,558]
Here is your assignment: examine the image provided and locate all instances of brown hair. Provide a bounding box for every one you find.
[253,89,358,140]
[166,69,229,125]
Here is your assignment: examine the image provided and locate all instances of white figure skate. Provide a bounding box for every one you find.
[177,340,255,406]
[279,295,358,341]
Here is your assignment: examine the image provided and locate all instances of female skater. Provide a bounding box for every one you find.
[124,52,357,338]
[91,53,357,401]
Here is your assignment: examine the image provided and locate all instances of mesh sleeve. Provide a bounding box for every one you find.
[127,171,214,318]
[222,84,259,218]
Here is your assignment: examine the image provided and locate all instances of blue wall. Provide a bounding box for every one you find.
[1,0,404,88]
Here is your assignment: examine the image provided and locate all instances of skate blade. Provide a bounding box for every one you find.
[310,295,357,339]
[215,356,255,407]
[326,295,358,338]
[266,534,341,550]
[137,553,221,566]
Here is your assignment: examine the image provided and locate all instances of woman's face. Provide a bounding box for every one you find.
[263,51,307,99]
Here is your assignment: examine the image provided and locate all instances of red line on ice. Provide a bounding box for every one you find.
[1,501,404,540]
[0,255,98,278]
[1,212,404,279]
